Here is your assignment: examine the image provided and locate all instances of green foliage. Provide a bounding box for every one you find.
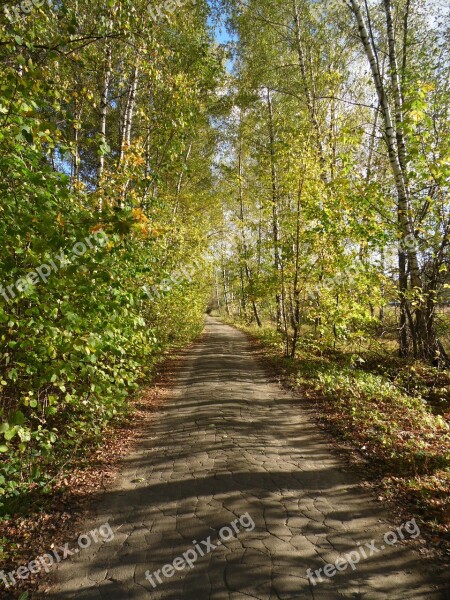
[0,0,224,515]
[217,0,450,363]
[239,319,450,535]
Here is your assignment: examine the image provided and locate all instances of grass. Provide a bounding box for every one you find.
[222,316,450,552]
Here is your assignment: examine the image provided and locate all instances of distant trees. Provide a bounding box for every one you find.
[217,0,450,363]
[346,0,450,362]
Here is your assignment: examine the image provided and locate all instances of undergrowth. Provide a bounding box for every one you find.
[226,317,450,547]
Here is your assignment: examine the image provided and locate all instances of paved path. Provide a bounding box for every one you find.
[45,317,448,599]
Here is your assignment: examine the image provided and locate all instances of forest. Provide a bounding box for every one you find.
[0,0,449,597]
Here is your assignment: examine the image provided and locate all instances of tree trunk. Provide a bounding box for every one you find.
[237,119,262,327]
[98,43,111,185]
[292,0,325,170]
[266,88,283,332]
[291,167,304,358]
[221,261,231,316]
[72,103,80,184]
[173,141,192,218]
[346,0,443,362]
[119,62,140,164]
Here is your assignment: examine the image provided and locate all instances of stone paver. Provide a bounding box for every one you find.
[44,317,449,599]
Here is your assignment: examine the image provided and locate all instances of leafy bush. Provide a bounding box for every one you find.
[0,127,210,515]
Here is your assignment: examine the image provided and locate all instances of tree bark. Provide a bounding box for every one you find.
[346,0,437,360]
[120,62,140,164]
[266,88,283,331]
[98,43,112,186]
[238,119,262,327]
[292,0,325,170]
[290,167,304,358]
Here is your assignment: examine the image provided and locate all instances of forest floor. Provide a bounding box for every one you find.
[225,317,450,551]
[14,316,446,599]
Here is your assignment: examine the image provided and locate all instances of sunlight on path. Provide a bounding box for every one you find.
[43,317,448,599]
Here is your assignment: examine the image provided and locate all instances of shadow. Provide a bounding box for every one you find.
[37,318,449,600]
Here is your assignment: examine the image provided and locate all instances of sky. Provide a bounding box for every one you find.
[207,0,237,72]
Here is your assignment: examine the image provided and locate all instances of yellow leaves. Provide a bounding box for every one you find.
[73,180,86,192]
[174,73,188,87]
[131,209,151,239]
[56,213,65,227]
[129,154,145,167]
[150,227,165,237]
[72,88,94,100]
[409,109,425,123]
[132,208,149,224]
[420,82,435,94]
[133,222,150,238]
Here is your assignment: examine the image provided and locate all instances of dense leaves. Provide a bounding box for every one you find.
[216,0,450,364]
[0,1,225,514]
[213,0,450,540]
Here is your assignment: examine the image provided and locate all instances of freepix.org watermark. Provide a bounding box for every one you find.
[0,230,108,304]
[145,512,255,589]
[4,0,53,23]
[0,522,114,589]
[306,518,421,586]
[143,232,234,302]
[148,0,195,23]
[143,255,205,302]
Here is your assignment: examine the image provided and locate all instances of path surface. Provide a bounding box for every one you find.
[46,317,448,600]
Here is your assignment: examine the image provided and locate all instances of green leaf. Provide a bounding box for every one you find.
[10,411,25,426]
[4,428,17,441]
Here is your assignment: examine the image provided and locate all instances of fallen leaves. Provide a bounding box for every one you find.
[0,351,182,600]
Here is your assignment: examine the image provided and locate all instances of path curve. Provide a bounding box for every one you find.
[45,317,448,599]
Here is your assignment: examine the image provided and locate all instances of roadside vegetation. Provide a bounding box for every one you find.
[218,316,450,553]
[212,0,450,552]
[0,0,225,576]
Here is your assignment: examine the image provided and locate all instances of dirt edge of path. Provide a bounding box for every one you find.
[0,331,208,600]
[221,318,450,569]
